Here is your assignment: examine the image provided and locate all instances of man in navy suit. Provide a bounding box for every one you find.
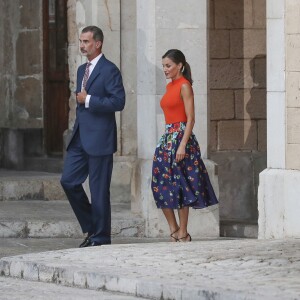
[61,26,125,247]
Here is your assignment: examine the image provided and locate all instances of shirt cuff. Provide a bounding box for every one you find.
[85,95,91,108]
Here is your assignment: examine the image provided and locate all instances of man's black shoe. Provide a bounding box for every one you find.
[87,241,102,247]
[79,234,93,248]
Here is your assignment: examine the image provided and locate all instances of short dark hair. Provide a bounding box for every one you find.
[82,26,104,43]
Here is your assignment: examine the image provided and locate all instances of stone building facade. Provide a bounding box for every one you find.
[0,0,299,238]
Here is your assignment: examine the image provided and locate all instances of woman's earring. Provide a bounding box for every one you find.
[182,66,185,73]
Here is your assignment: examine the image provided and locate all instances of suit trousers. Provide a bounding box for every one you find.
[60,130,113,245]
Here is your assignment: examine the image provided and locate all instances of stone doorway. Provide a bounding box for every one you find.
[43,0,69,155]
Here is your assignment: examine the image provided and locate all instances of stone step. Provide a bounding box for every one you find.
[0,169,131,204]
[1,239,299,300]
[0,201,144,238]
[0,276,146,300]
[0,170,66,201]
[220,219,258,238]
[24,157,64,173]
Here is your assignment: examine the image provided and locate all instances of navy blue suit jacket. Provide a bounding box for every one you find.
[69,55,125,156]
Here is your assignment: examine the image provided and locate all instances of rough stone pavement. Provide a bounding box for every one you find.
[0,237,165,259]
[0,238,300,299]
[0,276,144,299]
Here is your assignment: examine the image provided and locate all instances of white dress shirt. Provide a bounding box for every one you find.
[83,53,103,108]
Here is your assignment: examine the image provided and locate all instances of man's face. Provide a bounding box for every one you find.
[79,31,102,60]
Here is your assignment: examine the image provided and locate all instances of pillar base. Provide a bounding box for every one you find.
[258,168,300,239]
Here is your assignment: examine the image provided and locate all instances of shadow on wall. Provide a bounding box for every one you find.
[246,54,266,150]
[209,0,267,225]
[246,54,267,217]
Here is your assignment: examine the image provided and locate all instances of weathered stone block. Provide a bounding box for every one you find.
[121,94,137,156]
[210,121,217,152]
[121,30,137,91]
[121,0,136,30]
[235,89,266,119]
[252,56,266,88]
[1,18,14,74]
[287,107,300,144]
[211,151,265,221]
[258,120,267,152]
[215,0,253,29]
[287,71,300,108]
[19,0,41,29]
[16,31,41,75]
[15,77,42,119]
[43,179,67,201]
[218,120,257,150]
[286,0,300,34]
[259,169,300,238]
[156,0,205,29]
[121,16,137,155]
[267,92,286,168]
[210,59,253,89]
[286,144,300,170]
[0,221,25,238]
[0,130,3,166]
[23,129,43,156]
[80,0,120,32]
[67,0,77,45]
[209,0,215,29]
[230,29,266,58]
[253,0,266,28]
[286,34,300,72]
[210,89,234,120]
[210,29,230,58]
[3,129,24,170]
[102,30,121,67]
[0,77,11,128]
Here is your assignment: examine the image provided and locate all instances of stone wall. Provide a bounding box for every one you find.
[285,0,300,170]
[0,0,43,168]
[0,0,43,129]
[209,0,266,222]
[120,0,137,156]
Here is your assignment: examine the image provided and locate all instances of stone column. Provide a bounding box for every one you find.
[134,0,219,238]
[258,0,300,238]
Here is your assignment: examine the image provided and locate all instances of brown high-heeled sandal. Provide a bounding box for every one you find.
[178,233,192,242]
[170,229,179,242]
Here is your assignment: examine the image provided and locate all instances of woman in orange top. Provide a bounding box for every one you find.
[151,49,218,242]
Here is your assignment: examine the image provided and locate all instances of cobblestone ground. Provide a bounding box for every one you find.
[0,238,299,299]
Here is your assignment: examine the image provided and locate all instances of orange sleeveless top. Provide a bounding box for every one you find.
[160,76,190,124]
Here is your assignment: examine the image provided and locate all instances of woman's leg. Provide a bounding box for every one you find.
[162,208,179,241]
[177,206,191,241]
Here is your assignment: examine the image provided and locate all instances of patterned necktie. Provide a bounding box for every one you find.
[82,62,91,90]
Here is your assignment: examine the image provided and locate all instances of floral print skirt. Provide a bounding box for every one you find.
[151,122,218,209]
